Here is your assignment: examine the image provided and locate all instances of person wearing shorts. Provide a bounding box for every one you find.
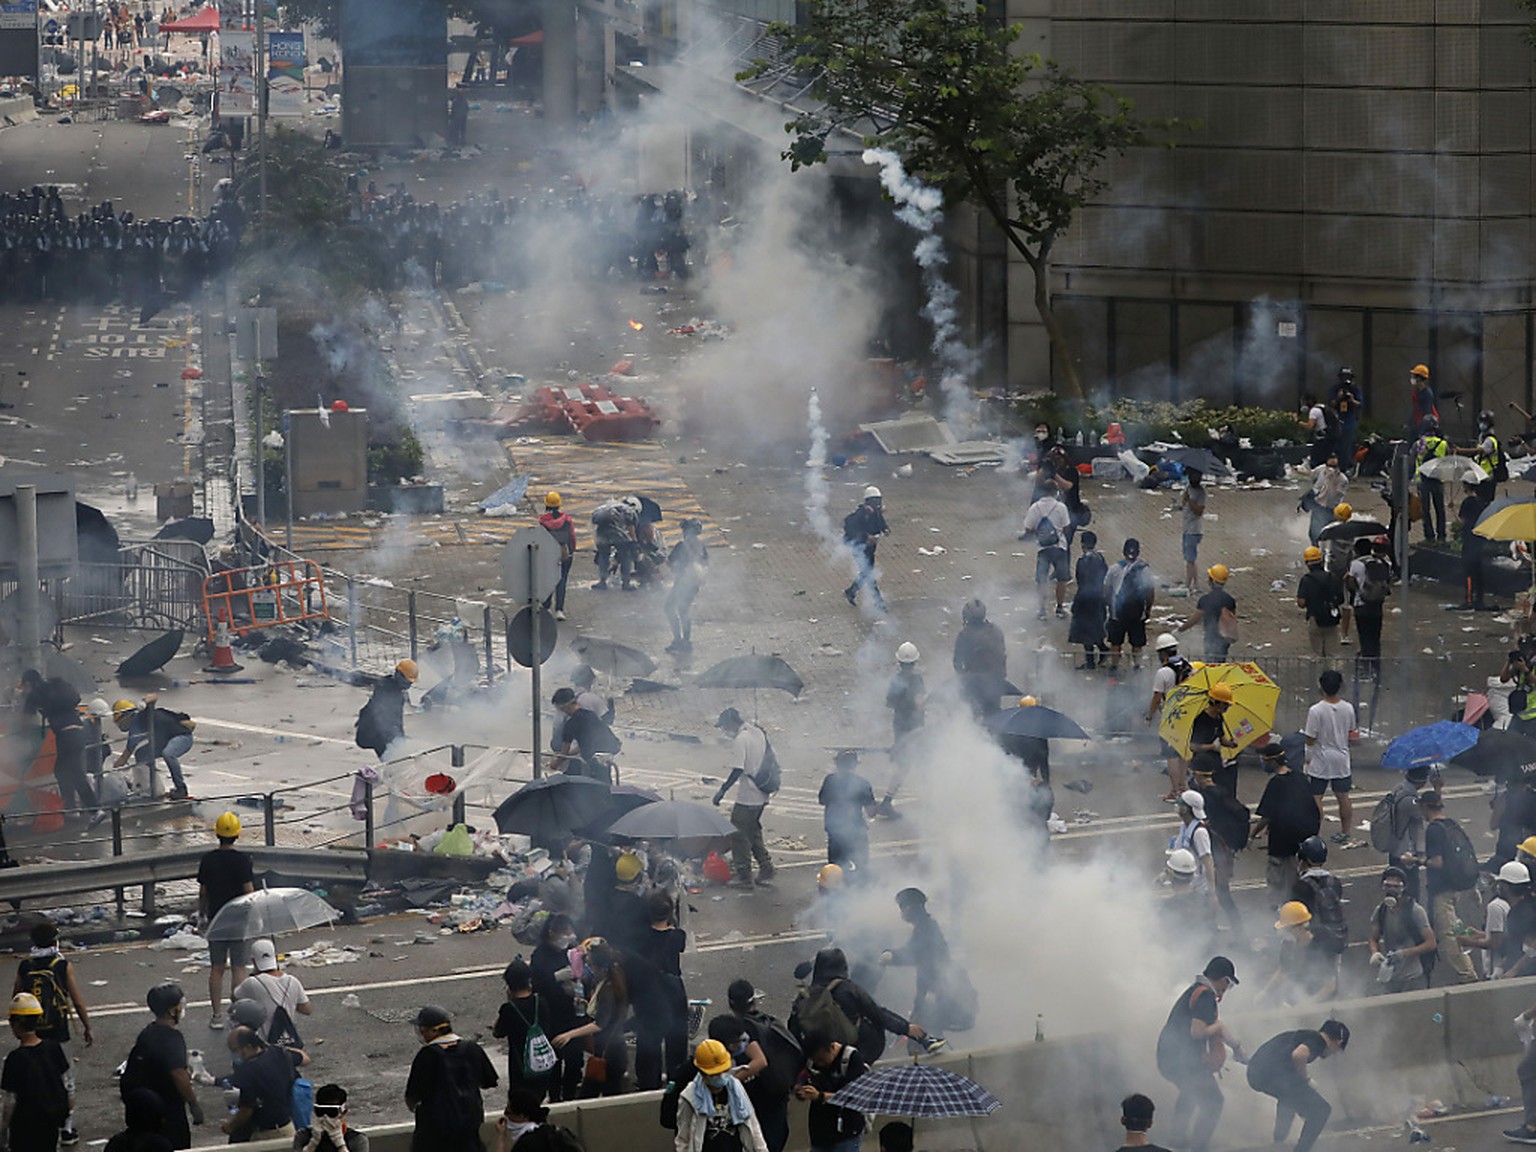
[1303,670,1356,844]
[1105,538,1155,671]
[1021,493,1072,620]
[198,812,255,1029]
[1181,471,1206,587]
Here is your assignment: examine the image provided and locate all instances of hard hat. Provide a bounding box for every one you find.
[1411,364,1431,378]
[1303,546,1323,563]
[896,642,920,664]
[1275,901,1313,929]
[614,852,643,883]
[1166,848,1197,876]
[817,863,844,890]
[86,697,112,718]
[1207,683,1235,704]
[8,992,42,1017]
[961,598,987,624]
[544,491,562,508]
[1018,695,1039,708]
[146,983,184,1016]
[395,658,419,683]
[1422,416,1440,433]
[1155,633,1179,652]
[864,486,882,500]
[622,495,643,513]
[112,698,137,717]
[214,811,242,839]
[1334,502,1352,521]
[1480,409,1496,425]
[1298,835,1328,865]
[1500,861,1532,886]
[693,1038,734,1076]
[1519,836,1536,858]
[1206,564,1229,584]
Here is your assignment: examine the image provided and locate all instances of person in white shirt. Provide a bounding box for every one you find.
[711,707,774,890]
[1303,670,1357,844]
[1147,633,1191,803]
[1021,494,1072,620]
[1308,452,1348,544]
[231,938,311,1046]
[1170,790,1218,921]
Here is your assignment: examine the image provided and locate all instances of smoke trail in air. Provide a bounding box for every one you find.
[804,388,838,551]
[862,148,976,427]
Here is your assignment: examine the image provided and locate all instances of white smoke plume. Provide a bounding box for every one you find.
[803,388,839,553]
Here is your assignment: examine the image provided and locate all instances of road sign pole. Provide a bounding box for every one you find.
[529,542,542,779]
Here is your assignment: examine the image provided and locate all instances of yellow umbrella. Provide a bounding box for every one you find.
[1475,503,1536,543]
[1158,662,1280,761]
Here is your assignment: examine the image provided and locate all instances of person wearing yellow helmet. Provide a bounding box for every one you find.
[198,811,255,1029]
[354,661,414,761]
[1296,544,1345,659]
[1409,362,1438,438]
[1177,562,1237,663]
[674,1038,770,1152]
[538,491,576,622]
[3,988,71,1152]
[111,693,195,801]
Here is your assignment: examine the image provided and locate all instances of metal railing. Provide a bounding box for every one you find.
[0,539,212,635]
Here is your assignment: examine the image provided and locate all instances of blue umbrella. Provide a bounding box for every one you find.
[1381,720,1479,770]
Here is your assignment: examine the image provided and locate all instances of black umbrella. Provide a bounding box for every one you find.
[1317,517,1388,543]
[985,704,1089,740]
[1159,446,1234,477]
[153,516,215,545]
[1449,727,1536,780]
[697,654,803,697]
[637,496,663,525]
[493,775,611,838]
[605,800,736,852]
[574,784,663,838]
[569,636,656,678]
[116,629,183,679]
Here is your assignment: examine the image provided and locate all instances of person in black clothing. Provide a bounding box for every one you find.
[1252,745,1322,905]
[1179,567,1236,664]
[952,599,1007,717]
[1244,1019,1349,1152]
[528,915,584,1103]
[598,852,649,955]
[1296,548,1345,658]
[818,751,877,874]
[404,1005,499,1152]
[492,959,554,1101]
[1459,479,1494,610]
[794,1030,870,1152]
[630,892,687,1091]
[719,980,794,1152]
[1115,1092,1176,1152]
[1068,532,1110,669]
[197,812,255,1028]
[551,940,631,1098]
[106,1089,175,1152]
[878,642,926,818]
[14,921,93,1145]
[2,993,71,1152]
[789,949,940,1064]
[18,669,94,814]
[549,690,621,783]
[842,487,889,611]
[354,660,416,760]
[879,888,974,1035]
[124,984,204,1150]
[222,1027,308,1141]
[1155,957,1245,1152]
[1188,687,1238,796]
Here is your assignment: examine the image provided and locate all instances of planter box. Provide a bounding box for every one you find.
[1410,542,1529,597]
[369,484,445,514]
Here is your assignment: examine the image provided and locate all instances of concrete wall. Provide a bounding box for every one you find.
[0,96,36,127]
[231,977,1536,1152]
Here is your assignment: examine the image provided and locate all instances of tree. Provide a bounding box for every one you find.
[745,0,1172,398]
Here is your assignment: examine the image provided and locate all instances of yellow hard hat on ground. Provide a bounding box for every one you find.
[545,491,561,508]
[395,659,419,683]
[1275,901,1313,929]
[1207,564,1229,584]
[1208,683,1235,704]
[215,812,242,839]
[1018,695,1038,708]
[1303,546,1323,563]
[693,1039,733,1076]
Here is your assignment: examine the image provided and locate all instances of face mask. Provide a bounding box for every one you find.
[1035,430,1048,441]
[556,936,577,948]
[502,1120,536,1144]
[1382,894,1400,908]
[708,1073,734,1088]
[1524,943,1536,959]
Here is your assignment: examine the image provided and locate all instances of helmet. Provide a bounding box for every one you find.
[1207,683,1235,704]
[8,992,42,1017]
[1018,695,1039,708]
[112,699,137,717]
[1500,861,1532,886]
[895,642,920,664]
[544,491,561,508]
[1422,416,1440,433]
[1298,835,1328,865]
[1303,546,1323,563]
[214,812,242,839]
[395,658,419,683]
[1333,502,1352,521]
[622,495,643,513]
[863,486,882,500]
[1166,848,1197,877]
[146,983,184,1016]
[86,697,112,718]
[693,1039,734,1076]
[1276,901,1313,929]
[614,852,643,883]
[961,598,987,624]
[1411,364,1431,379]
[1519,836,1536,858]
[1206,564,1229,584]
[817,863,844,890]
[1480,409,1496,426]
[1338,366,1355,381]
[1155,633,1179,652]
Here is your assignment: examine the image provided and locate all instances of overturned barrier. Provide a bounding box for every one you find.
[0,96,36,126]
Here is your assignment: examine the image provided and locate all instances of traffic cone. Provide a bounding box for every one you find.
[204,616,244,674]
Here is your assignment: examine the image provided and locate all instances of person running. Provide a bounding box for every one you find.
[1302,671,1355,843]
[817,750,877,876]
[1021,489,1072,619]
[1106,539,1155,671]
[197,811,254,1029]
[2,992,71,1152]
[120,984,203,1150]
[1148,634,1194,802]
[1296,547,1345,658]
[404,1005,499,1152]
[1243,1019,1349,1152]
[711,708,775,890]
[1181,470,1207,588]
[878,888,976,1035]
[952,599,1007,718]
[1155,956,1245,1152]
[841,487,889,612]
[1069,531,1110,669]
[878,642,925,819]
[1178,565,1236,664]
[1305,452,1348,545]
[537,492,576,622]
[352,661,417,761]
[789,948,940,1063]
[18,670,94,816]
[1114,1092,1176,1152]
[663,518,708,653]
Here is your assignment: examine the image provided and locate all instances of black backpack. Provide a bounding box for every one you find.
[22,956,70,1038]
[1298,872,1349,955]
[1034,515,1061,548]
[791,980,858,1047]
[1202,791,1250,852]
[750,1013,806,1099]
[1166,656,1195,685]
[1358,558,1392,605]
[1435,818,1481,891]
[842,508,866,545]
[751,731,782,795]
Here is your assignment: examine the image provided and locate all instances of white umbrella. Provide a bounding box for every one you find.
[1418,455,1486,484]
[205,886,339,942]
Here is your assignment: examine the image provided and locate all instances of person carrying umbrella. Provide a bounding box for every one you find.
[673,1039,770,1152]
[196,812,254,1029]
[711,708,775,890]
[111,696,195,800]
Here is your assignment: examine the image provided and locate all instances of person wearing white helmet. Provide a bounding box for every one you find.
[1147,633,1194,803]
[877,642,926,819]
[841,487,889,612]
[1465,859,1527,980]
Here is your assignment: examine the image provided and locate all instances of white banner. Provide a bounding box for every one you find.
[219,30,255,117]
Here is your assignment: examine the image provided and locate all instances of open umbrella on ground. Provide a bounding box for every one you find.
[1381,720,1479,770]
[1158,661,1280,761]
[569,636,656,679]
[493,774,611,838]
[1449,727,1536,780]
[153,516,216,545]
[829,1060,1002,1118]
[1418,455,1487,484]
[605,799,736,855]
[1317,516,1389,543]
[985,702,1089,741]
[1158,446,1234,477]
[205,886,339,942]
[696,654,804,696]
[116,629,184,679]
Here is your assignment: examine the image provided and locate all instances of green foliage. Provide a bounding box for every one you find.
[368,429,425,485]
[1011,395,1305,448]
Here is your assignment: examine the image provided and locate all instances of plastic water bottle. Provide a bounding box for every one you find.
[126,473,138,502]
[1034,1014,1044,1042]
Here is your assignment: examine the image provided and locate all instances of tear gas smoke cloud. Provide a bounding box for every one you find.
[803,389,837,551]
[862,149,976,429]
